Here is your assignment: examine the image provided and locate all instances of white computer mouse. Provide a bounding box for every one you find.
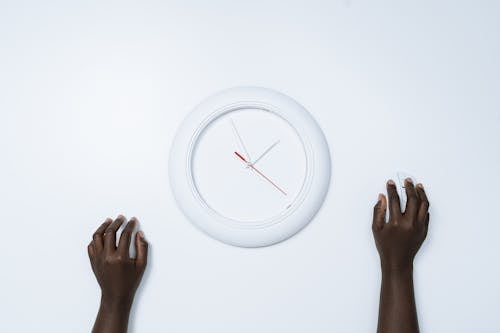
[395,171,418,210]
[384,172,417,219]
[115,218,140,259]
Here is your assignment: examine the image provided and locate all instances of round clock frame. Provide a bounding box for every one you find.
[169,87,331,247]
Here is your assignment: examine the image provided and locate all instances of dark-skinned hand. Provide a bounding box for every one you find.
[373,179,430,333]
[88,215,148,302]
[372,179,430,270]
[88,215,148,333]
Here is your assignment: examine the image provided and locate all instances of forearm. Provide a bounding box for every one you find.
[92,296,133,333]
[377,265,419,333]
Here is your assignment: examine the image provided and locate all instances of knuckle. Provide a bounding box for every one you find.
[104,255,123,264]
[391,193,400,201]
[104,257,114,265]
[373,205,383,214]
[408,192,418,200]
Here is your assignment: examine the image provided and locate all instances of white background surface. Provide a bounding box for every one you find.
[0,1,499,332]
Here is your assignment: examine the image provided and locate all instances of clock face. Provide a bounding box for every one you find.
[170,87,331,247]
[191,108,307,223]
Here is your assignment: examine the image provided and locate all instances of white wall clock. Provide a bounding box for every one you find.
[169,87,331,247]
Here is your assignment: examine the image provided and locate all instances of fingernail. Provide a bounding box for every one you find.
[378,193,384,201]
[405,177,413,184]
[417,183,424,189]
[117,214,126,220]
[387,179,395,186]
[138,231,145,239]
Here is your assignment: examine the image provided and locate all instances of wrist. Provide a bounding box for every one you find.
[100,294,134,312]
[380,260,414,275]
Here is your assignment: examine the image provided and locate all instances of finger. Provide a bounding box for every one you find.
[118,217,137,257]
[416,183,430,223]
[92,218,112,252]
[423,213,430,237]
[87,242,95,259]
[372,193,387,231]
[387,180,402,222]
[135,231,149,268]
[104,215,126,253]
[404,178,419,219]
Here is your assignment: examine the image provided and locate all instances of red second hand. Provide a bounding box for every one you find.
[234,151,287,196]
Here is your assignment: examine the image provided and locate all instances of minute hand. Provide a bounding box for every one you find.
[250,140,280,167]
[230,118,252,161]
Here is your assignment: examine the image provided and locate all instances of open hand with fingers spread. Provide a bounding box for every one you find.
[88,215,149,333]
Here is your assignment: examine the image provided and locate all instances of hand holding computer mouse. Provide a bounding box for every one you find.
[88,215,148,333]
[372,178,430,270]
[373,179,430,333]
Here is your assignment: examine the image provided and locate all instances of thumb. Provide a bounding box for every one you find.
[372,193,387,231]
